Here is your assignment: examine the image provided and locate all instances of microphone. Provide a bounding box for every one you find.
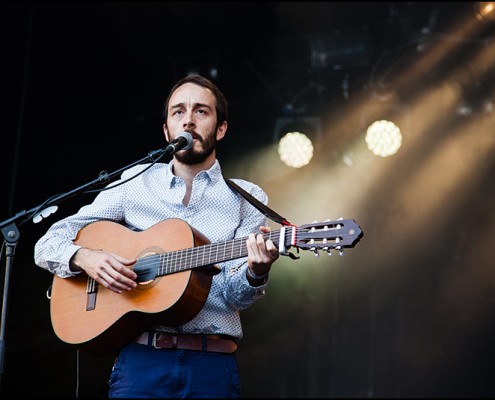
[165,131,193,154]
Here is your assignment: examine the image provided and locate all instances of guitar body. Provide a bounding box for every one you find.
[50,218,215,356]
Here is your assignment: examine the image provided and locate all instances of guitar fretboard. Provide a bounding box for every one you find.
[135,230,280,281]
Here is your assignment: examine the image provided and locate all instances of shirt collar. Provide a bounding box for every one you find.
[165,159,223,186]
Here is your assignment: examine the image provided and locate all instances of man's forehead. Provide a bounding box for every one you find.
[170,83,215,105]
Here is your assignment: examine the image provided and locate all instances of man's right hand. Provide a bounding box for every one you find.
[70,248,137,294]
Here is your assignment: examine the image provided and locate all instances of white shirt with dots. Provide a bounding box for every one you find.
[34,159,269,340]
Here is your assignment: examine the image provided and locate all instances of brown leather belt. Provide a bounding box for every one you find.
[134,332,238,354]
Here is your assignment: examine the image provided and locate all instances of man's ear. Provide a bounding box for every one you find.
[163,123,170,142]
[216,121,228,141]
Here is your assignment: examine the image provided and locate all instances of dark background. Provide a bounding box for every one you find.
[1,1,495,398]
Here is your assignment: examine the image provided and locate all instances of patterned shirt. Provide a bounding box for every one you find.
[34,159,269,340]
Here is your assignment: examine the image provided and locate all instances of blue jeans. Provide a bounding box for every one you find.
[107,342,241,398]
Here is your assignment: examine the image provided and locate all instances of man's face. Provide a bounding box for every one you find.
[165,82,223,165]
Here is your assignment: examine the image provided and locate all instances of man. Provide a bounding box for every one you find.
[34,74,280,398]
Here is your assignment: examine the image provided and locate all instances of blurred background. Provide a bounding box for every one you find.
[1,1,495,397]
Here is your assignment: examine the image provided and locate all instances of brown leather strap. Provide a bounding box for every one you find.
[134,332,238,354]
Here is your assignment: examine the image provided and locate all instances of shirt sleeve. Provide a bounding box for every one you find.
[221,179,271,309]
[33,174,127,278]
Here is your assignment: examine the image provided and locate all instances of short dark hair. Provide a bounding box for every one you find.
[163,75,228,127]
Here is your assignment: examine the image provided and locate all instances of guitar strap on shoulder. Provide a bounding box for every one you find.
[224,178,293,226]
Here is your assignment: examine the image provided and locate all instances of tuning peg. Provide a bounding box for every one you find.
[313,250,320,257]
[337,246,345,256]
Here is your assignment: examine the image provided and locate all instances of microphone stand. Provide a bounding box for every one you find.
[0,147,167,389]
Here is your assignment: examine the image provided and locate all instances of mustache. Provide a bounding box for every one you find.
[182,130,201,142]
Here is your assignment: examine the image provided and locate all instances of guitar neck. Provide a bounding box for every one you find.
[135,231,280,281]
[132,219,361,282]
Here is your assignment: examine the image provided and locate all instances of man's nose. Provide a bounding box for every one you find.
[183,113,196,129]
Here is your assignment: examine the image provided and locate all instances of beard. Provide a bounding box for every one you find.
[174,130,217,165]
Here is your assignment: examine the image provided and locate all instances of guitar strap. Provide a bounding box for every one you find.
[224,178,293,226]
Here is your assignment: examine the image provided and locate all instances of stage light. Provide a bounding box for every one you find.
[365,119,403,157]
[274,116,322,168]
[278,132,314,168]
[475,2,495,21]
[360,99,409,158]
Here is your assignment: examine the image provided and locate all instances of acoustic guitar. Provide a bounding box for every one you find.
[49,217,363,356]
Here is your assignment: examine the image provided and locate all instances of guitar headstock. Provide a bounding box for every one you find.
[288,218,363,257]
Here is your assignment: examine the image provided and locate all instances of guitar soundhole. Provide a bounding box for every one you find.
[136,280,160,290]
[134,247,164,290]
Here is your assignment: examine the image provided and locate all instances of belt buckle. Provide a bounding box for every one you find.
[151,332,178,349]
[151,332,160,349]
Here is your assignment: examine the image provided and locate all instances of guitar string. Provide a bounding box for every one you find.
[135,226,349,269]
[130,224,352,277]
[133,231,283,275]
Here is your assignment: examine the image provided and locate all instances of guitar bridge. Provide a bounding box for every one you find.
[86,277,98,311]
